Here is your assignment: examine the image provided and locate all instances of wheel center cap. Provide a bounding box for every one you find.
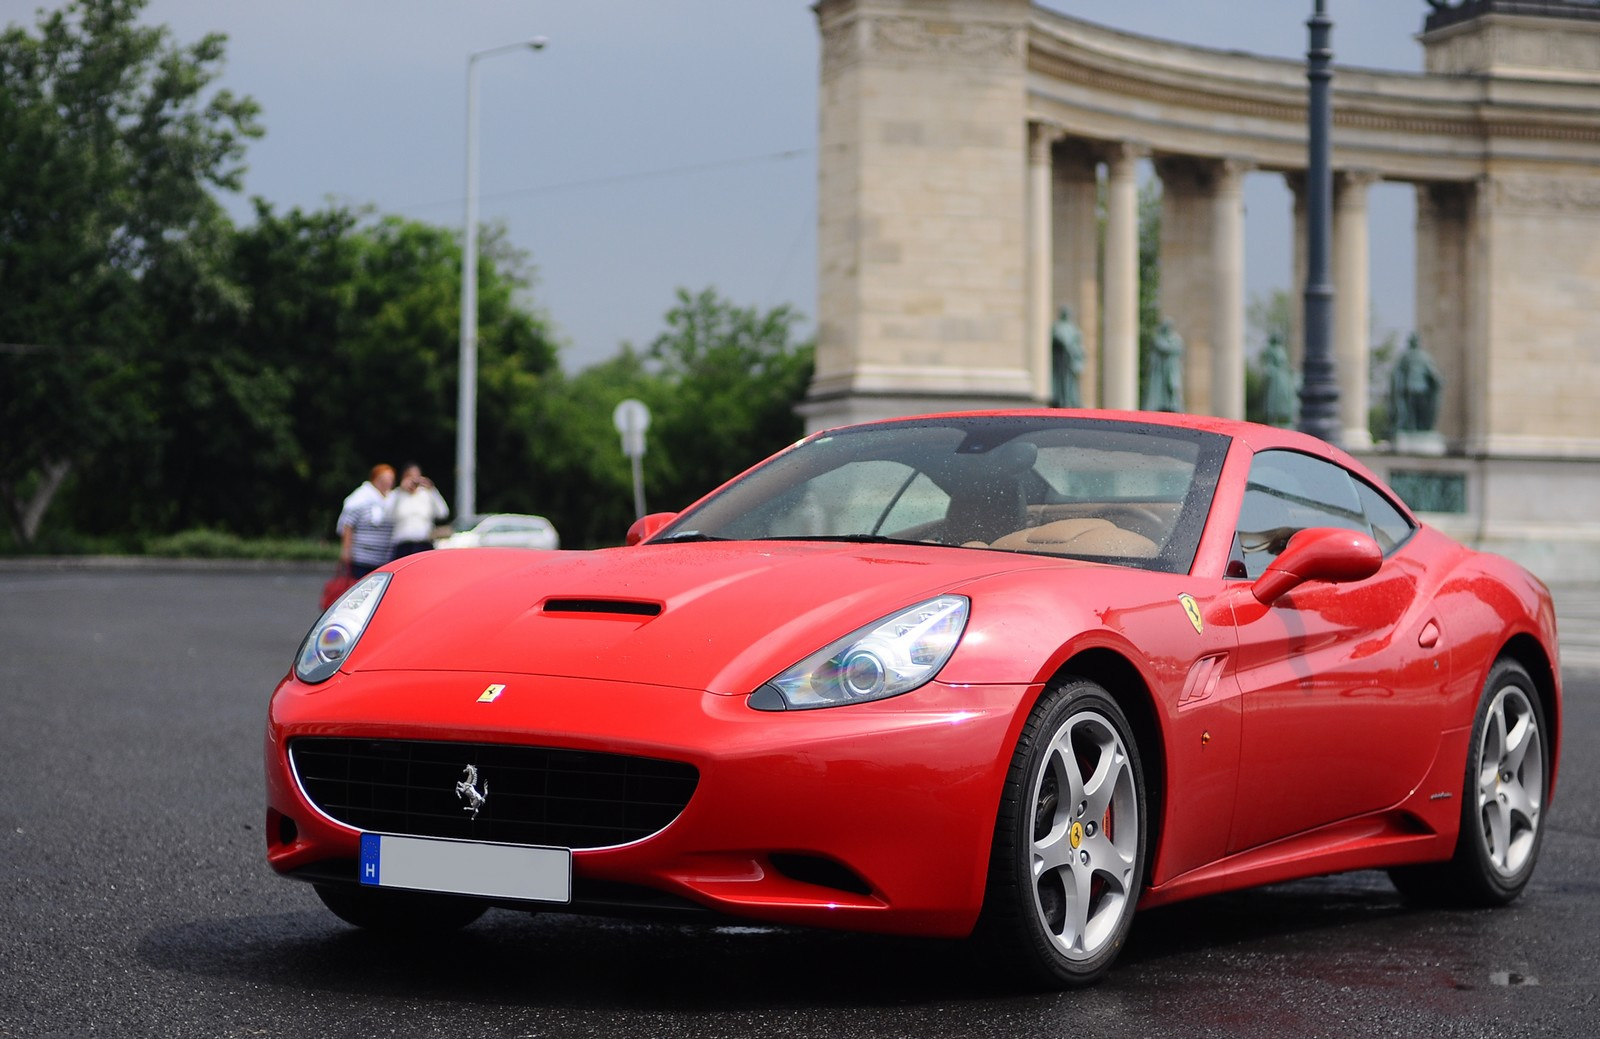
[1069,820,1085,850]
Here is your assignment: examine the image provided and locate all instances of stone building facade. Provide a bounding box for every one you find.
[805,0,1600,579]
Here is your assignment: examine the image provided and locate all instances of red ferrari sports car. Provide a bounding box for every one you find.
[265,410,1561,986]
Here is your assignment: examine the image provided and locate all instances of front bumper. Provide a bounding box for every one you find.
[265,669,1031,938]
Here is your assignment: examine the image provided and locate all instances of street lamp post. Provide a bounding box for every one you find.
[1299,1,1339,444]
[457,36,546,523]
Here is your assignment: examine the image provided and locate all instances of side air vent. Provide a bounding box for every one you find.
[769,853,875,896]
[542,598,662,617]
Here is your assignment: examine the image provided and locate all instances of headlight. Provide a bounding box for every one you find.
[750,596,969,711]
[294,573,390,683]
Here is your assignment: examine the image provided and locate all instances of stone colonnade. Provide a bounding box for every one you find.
[1026,137,1375,446]
[806,0,1600,470]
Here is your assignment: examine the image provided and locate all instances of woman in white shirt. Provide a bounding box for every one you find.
[389,463,450,558]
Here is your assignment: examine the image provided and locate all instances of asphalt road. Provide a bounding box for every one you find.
[3,565,1598,1038]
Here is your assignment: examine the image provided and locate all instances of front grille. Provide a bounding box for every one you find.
[290,737,699,849]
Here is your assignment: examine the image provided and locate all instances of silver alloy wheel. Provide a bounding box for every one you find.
[1028,707,1140,962]
[1475,684,1545,879]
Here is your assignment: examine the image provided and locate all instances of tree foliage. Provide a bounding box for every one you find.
[512,351,657,549]
[642,288,813,511]
[2,2,814,553]
[91,204,561,541]
[0,0,260,542]
[495,291,814,550]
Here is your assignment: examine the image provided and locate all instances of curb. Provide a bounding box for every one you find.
[0,555,333,575]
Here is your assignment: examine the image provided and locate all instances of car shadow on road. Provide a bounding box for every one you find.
[134,870,1462,1008]
[135,906,990,1008]
[1120,869,1417,965]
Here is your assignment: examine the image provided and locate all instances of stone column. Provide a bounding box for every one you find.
[1414,181,1473,449]
[1334,171,1378,449]
[1102,142,1143,410]
[803,0,1034,432]
[1155,158,1217,414]
[1210,159,1249,421]
[1053,142,1100,406]
[1027,122,1061,404]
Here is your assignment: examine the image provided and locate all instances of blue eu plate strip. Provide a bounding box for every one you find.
[359,832,382,886]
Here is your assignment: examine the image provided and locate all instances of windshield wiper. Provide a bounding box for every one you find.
[757,534,935,547]
[654,531,732,543]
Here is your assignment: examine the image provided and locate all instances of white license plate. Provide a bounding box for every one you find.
[359,833,571,904]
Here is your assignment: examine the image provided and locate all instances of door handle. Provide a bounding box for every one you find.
[1418,620,1441,649]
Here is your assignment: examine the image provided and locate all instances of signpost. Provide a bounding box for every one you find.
[612,398,651,520]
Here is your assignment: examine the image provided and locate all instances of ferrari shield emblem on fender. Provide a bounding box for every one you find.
[477,683,506,703]
[1178,594,1204,634]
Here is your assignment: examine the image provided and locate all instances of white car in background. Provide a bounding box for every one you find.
[433,513,560,551]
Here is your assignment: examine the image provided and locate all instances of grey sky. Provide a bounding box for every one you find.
[13,0,1435,369]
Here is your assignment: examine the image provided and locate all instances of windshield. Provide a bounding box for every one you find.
[656,416,1229,574]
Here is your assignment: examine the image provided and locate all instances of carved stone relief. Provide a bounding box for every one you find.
[1491,174,1600,213]
[823,13,1024,79]
[868,16,1023,65]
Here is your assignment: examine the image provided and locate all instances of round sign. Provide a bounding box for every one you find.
[613,398,651,458]
[612,398,650,434]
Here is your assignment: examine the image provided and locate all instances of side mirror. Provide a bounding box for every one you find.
[625,511,678,547]
[1252,527,1382,605]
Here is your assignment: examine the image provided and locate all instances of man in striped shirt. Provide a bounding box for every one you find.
[337,464,397,577]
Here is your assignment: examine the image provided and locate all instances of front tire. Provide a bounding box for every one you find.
[1390,658,1548,906]
[978,678,1147,987]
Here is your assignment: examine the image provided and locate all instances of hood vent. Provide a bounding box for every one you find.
[542,597,662,618]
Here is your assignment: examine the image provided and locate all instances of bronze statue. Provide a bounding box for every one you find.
[1390,332,1443,434]
[1142,318,1184,413]
[1050,306,1086,408]
[1261,331,1298,427]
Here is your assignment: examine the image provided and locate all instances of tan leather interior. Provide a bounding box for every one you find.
[1023,502,1178,543]
[988,517,1159,558]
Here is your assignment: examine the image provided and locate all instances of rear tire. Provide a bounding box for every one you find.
[1390,658,1548,907]
[977,678,1146,987]
[314,883,488,934]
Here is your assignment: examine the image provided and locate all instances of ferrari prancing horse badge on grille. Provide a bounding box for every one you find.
[455,764,489,818]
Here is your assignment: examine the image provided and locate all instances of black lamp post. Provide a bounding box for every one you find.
[1299,0,1340,444]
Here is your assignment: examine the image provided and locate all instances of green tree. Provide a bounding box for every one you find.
[0,0,261,544]
[1,4,810,554]
[487,288,816,552]
[52,200,561,542]
[511,351,658,549]
[172,206,557,539]
[463,224,563,519]
[641,288,813,515]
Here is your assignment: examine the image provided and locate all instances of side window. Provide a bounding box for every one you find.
[1354,479,1417,555]
[1233,450,1367,579]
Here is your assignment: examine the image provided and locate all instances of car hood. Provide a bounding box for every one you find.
[348,541,1064,695]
